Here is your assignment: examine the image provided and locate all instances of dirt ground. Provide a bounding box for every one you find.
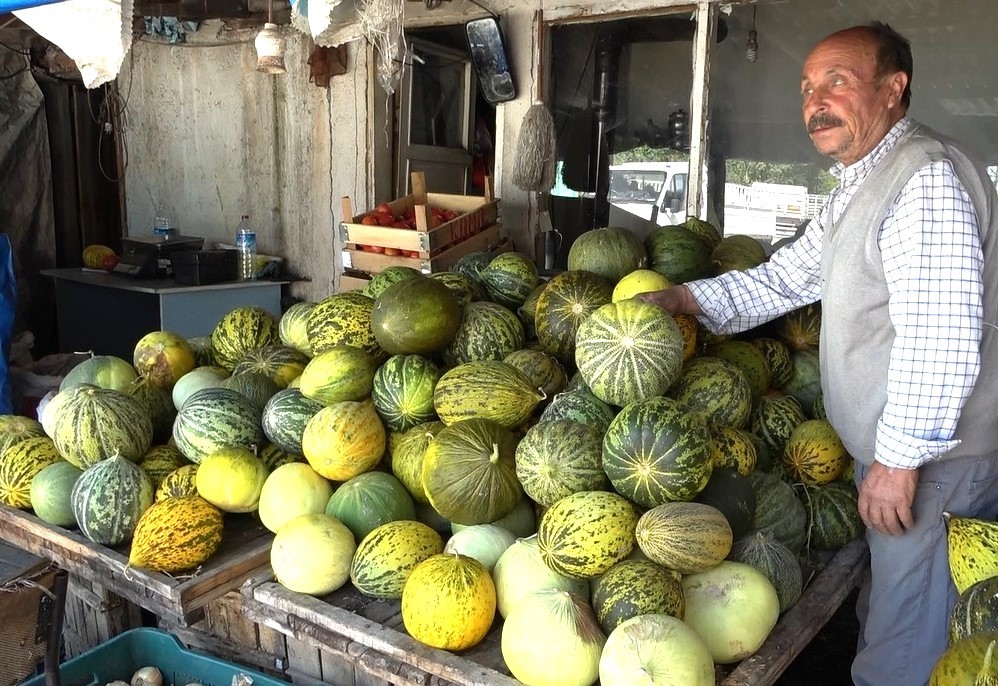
[773,589,860,685]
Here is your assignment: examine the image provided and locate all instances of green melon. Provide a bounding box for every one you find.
[0,415,47,452]
[683,216,722,251]
[232,345,310,388]
[537,490,637,579]
[778,303,822,352]
[800,481,864,551]
[71,454,153,545]
[372,275,461,356]
[172,387,264,464]
[591,558,685,634]
[930,632,998,686]
[708,340,772,398]
[444,300,524,365]
[298,345,376,405]
[53,386,153,468]
[514,419,608,507]
[540,389,617,435]
[278,301,316,356]
[362,265,421,300]
[711,234,767,275]
[210,306,280,371]
[635,501,733,574]
[783,349,822,417]
[728,531,802,613]
[421,418,522,526]
[602,396,713,507]
[262,388,324,457]
[752,337,794,388]
[187,336,216,367]
[0,437,63,509]
[517,282,547,340]
[389,421,444,504]
[429,271,479,307]
[502,349,567,400]
[171,366,229,411]
[567,226,648,284]
[137,444,189,490]
[694,467,757,540]
[751,393,808,457]
[950,575,998,644]
[433,361,544,429]
[668,356,753,429]
[220,372,280,414]
[574,299,685,407]
[371,354,440,433]
[645,225,712,284]
[30,461,83,527]
[324,471,416,542]
[479,252,540,310]
[534,270,613,364]
[350,520,444,600]
[126,375,177,444]
[748,470,809,554]
[60,355,138,393]
[306,292,384,359]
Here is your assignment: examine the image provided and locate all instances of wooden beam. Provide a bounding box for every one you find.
[686,1,716,219]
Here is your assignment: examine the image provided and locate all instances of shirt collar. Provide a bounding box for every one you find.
[829,116,913,184]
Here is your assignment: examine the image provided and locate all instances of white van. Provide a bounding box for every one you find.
[607,162,689,235]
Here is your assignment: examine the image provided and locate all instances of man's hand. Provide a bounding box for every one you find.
[636,285,703,316]
[857,461,918,536]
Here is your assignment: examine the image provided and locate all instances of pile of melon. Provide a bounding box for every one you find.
[0,218,867,685]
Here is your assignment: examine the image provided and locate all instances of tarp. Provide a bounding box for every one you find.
[0,51,57,358]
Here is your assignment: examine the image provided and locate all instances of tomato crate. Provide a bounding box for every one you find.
[339,173,500,274]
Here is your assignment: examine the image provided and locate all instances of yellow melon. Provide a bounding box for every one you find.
[611,269,672,302]
[402,553,496,650]
[133,330,196,390]
[195,446,268,513]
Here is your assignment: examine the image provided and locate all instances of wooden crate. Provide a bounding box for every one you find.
[340,173,501,275]
[338,272,372,293]
[62,575,144,658]
[241,539,869,686]
[0,504,273,626]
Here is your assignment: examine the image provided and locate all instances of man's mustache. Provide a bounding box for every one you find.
[807,113,845,133]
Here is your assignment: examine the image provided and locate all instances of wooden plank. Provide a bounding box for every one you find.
[719,538,870,686]
[687,2,716,219]
[344,224,503,275]
[0,504,272,624]
[252,583,521,686]
[62,575,143,658]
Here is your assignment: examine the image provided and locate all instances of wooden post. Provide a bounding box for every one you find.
[687,2,717,219]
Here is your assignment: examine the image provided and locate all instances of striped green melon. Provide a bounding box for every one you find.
[707,340,772,398]
[155,464,199,501]
[220,372,280,414]
[451,250,492,281]
[29,461,83,526]
[800,481,863,551]
[668,356,753,429]
[126,375,177,444]
[514,419,608,507]
[694,467,758,540]
[750,394,808,457]
[537,490,637,579]
[137,444,189,490]
[0,436,63,509]
[258,442,302,471]
[479,252,540,310]
[433,361,544,429]
[233,345,310,388]
[390,421,444,504]
[53,386,153,468]
[503,349,567,399]
[302,399,386,482]
[534,270,613,364]
[591,559,685,634]
[324,471,416,542]
[128,495,224,573]
[451,498,536,539]
[709,425,758,476]
[429,271,479,308]
[444,301,524,365]
[186,336,215,367]
[172,387,264,464]
[210,306,280,371]
[783,349,822,417]
[783,419,848,485]
[262,388,324,457]
[362,266,421,300]
[60,355,137,393]
[813,389,826,420]
[645,226,713,284]
[711,234,767,275]
[350,519,444,599]
[931,632,998,686]
[728,530,802,612]
[517,282,547,340]
[950,576,998,644]
[635,501,732,574]
[778,303,821,352]
[602,396,713,507]
[575,299,685,407]
[371,354,440,433]
[306,292,384,359]
[683,216,722,250]
[752,337,794,388]
[748,470,808,554]
[421,418,522,526]
[372,276,461,356]
[0,415,46,452]
[566,227,648,284]
[71,454,154,545]
[278,301,316,356]
[298,345,376,405]
[540,389,617,435]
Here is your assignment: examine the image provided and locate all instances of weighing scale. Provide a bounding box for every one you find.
[114,234,205,278]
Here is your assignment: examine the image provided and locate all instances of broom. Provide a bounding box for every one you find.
[511,10,556,192]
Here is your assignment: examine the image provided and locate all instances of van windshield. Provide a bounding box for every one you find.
[608,170,666,203]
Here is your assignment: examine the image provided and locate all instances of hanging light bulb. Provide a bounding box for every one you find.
[746,6,759,63]
[256,0,286,74]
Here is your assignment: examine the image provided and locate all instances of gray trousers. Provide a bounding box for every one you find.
[852,451,998,686]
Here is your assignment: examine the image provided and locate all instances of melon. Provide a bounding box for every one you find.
[195,446,268,513]
[324,471,415,542]
[302,400,386,482]
[258,462,333,533]
[567,226,648,283]
[278,301,316,356]
[645,225,712,284]
[492,536,589,618]
[271,513,356,595]
[515,419,608,507]
[60,355,137,393]
[30,461,83,527]
[479,252,540,310]
[71,454,153,546]
[402,553,496,650]
[132,331,196,390]
[372,275,461,355]
[537,490,637,579]
[599,614,714,686]
[534,270,613,364]
[591,559,685,634]
[211,306,280,371]
[350,520,444,600]
[171,366,229,410]
[443,523,516,572]
[611,269,671,302]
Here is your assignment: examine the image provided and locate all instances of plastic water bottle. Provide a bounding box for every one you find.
[236,214,257,281]
[154,216,172,238]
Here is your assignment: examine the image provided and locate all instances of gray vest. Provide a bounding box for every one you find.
[820,122,998,465]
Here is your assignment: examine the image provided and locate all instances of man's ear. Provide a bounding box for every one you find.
[886,71,909,109]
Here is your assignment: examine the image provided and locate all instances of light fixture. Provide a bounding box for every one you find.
[746,5,759,63]
[255,0,285,74]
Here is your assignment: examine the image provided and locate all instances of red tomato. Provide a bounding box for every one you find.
[431,206,445,219]
[402,207,416,220]
[443,209,458,221]
[375,202,394,216]
[391,221,409,229]
[383,247,401,256]
[360,215,379,226]
[367,245,385,254]
[102,254,119,271]
[375,212,395,227]
[405,250,421,258]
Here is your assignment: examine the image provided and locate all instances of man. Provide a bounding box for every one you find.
[640,22,998,686]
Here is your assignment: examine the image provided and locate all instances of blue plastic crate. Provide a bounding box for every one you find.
[21,628,288,686]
